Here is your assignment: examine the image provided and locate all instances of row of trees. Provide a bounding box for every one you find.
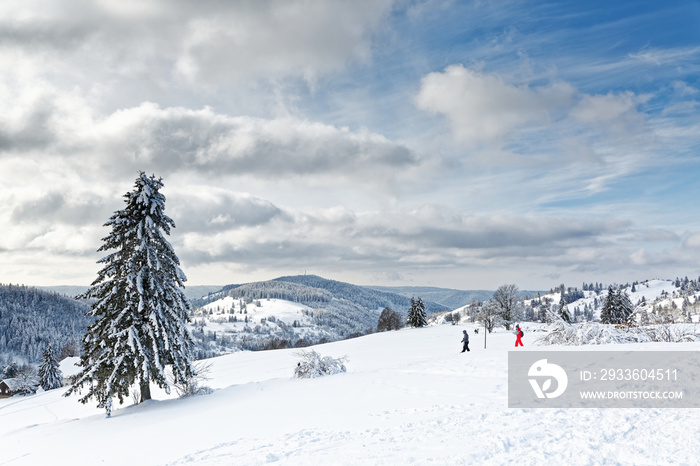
[2,342,63,395]
[451,283,644,332]
[376,297,428,332]
[600,286,634,324]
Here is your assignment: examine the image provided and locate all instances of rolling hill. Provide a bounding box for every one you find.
[190,275,451,356]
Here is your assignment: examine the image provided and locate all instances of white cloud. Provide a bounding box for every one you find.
[628,46,700,66]
[671,80,698,96]
[683,233,700,249]
[0,88,419,183]
[629,248,647,266]
[83,103,420,180]
[0,0,395,97]
[414,65,654,150]
[570,91,647,135]
[175,0,394,86]
[414,65,575,144]
[167,187,286,233]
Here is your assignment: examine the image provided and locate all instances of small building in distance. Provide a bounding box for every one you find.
[0,377,38,398]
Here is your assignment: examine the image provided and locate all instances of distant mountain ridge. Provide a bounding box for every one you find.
[369,286,545,310]
[41,285,224,302]
[199,275,450,314]
[368,286,494,310]
[272,275,450,313]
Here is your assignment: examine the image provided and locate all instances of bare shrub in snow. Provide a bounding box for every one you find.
[294,350,347,379]
[643,324,700,343]
[537,322,700,346]
[131,388,141,405]
[169,361,214,397]
[377,307,402,332]
[478,301,503,333]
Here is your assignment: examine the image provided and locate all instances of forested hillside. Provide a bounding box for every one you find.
[369,285,495,309]
[271,275,450,313]
[0,284,91,364]
[199,275,449,333]
[203,277,406,342]
[188,275,450,356]
[40,285,221,303]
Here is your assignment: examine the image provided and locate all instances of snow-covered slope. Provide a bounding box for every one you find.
[191,296,334,354]
[189,274,455,355]
[524,279,700,324]
[200,296,313,326]
[2,324,699,465]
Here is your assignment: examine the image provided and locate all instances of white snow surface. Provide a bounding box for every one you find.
[2,324,699,465]
[199,297,313,327]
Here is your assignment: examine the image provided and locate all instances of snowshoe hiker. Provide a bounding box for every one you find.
[515,324,524,347]
[461,330,470,352]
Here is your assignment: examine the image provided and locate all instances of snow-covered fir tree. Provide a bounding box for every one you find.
[407,297,427,328]
[66,172,195,417]
[613,289,634,324]
[557,298,571,324]
[600,286,616,324]
[600,286,633,325]
[38,343,63,391]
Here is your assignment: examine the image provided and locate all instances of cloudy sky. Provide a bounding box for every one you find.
[2,0,699,290]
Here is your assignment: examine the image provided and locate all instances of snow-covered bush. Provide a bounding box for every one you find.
[294,350,347,379]
[642,324,700,343]
[8,369,40,396]
[537,322,700,346]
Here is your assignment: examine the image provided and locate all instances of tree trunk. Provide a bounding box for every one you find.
[139,377,152,402]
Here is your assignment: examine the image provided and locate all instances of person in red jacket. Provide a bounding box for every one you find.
[515,324,524,347]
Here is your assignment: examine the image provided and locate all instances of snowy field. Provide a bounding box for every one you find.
[198,297,315,331]
[2,324,700,465]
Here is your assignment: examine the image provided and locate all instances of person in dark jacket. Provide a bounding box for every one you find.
[461,329,470,352]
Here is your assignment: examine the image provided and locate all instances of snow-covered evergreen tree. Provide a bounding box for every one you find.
[407,297,427,328]
[557,298,571,324]
[600,286,615,324]
[2,361,19,379]
[614,290,634,324]
[38,343,63,391]
[66,172,195,416]
[601,287,633,325]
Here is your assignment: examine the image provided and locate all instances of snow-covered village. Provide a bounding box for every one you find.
[2,1,700,465]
